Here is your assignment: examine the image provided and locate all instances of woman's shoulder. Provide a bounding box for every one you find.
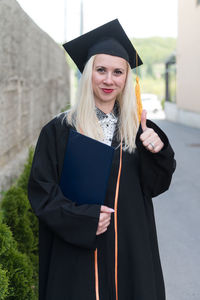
[43,110,71,130]
[39,110,72,138]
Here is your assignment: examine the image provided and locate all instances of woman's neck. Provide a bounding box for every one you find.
[95,100,115,114]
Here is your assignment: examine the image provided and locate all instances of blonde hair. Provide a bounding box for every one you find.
[66,55,139,153]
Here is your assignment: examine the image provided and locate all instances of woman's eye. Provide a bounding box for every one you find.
[97,68,105,73]
[114,70,123,75]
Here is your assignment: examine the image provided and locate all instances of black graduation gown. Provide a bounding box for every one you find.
[28,113,176,300]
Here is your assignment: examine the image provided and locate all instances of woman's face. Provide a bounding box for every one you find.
[92,54,127,107]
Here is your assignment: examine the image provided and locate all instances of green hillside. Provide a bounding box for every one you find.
[132,37,176,65]
[130,37,176,101]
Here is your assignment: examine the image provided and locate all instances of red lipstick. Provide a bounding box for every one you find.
[102,88,114,94]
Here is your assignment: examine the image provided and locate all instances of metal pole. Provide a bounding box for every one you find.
[64,0,67,42]
[80,0,84,35]
[77,0,83,79]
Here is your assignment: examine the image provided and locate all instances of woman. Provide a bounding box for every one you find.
[28,19,176,300]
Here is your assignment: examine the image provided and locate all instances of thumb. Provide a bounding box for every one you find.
[141,109,147,132]
[100,205,115,213]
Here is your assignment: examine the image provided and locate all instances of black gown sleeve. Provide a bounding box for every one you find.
[28,118,101,250]
[135,119,176,198]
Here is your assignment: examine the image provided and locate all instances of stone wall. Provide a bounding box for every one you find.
[0,0,70,192]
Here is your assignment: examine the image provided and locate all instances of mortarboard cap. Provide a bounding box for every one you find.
[63,19,143,73]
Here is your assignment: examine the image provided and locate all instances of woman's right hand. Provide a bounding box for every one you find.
[96,205,115,235]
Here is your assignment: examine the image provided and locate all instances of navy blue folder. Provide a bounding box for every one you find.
[60,129,114,205]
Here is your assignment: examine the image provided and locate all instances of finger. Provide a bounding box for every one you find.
[141,110,147,132]
[96,221,109,234]
[146,140,164,153]
[98,223,110,235]
[99,213,111,224]
[142,134,160,148]
[100,205,115,213]
[101,218,111,228]
[96,227,108,235]
[140,128,155,142]
[153,142,164,153]
[147,143,155,152]
[98,215,110,225]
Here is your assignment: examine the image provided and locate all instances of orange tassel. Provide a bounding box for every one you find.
[135,75,143,122]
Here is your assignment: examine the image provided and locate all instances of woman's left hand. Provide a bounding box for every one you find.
[139,110,164,153]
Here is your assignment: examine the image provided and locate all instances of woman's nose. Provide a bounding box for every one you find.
[103,73,113,85]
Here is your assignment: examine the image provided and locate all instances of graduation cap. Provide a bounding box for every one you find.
[63,19,143,73]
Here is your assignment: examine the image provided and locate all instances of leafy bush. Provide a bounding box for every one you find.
[0,213,35,299]
[0,265,9,300]
[0,148,38,299]
[1,187,35,255]
[1,249,34,300]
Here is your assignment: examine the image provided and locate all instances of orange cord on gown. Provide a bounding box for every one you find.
[94,138,123,300]
[94,248,100,300]
[79,130,123,300]
[113,138,123,300]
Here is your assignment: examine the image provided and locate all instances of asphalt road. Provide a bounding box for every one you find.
[151,119,200,300]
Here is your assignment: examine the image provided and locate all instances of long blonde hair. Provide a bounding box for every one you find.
[66,55,139,153]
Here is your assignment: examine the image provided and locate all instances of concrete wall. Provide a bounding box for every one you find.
[165,102,200,128]
[177,0,200,113]
[0,0,70,191]
[165,0,200,128]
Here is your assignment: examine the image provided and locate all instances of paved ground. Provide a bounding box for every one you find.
[151,118,200,300]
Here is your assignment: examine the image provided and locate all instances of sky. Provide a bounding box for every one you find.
[17,0,178,43]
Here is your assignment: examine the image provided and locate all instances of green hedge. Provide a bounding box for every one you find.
[0,148,38,299]
[0,265,9,300]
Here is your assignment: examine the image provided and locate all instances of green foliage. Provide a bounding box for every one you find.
[17,148,34,195]
[0,265,9,300]
[132,37,176,65]
[140,77,165,100]
[0,214,35,299]
[0,215,11,299]
[146,63,155,78]
[130,37,176,100]
[1,187,35,255]
[1,249,35,300]
[0,148,38,299]
[61,103,71,112]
